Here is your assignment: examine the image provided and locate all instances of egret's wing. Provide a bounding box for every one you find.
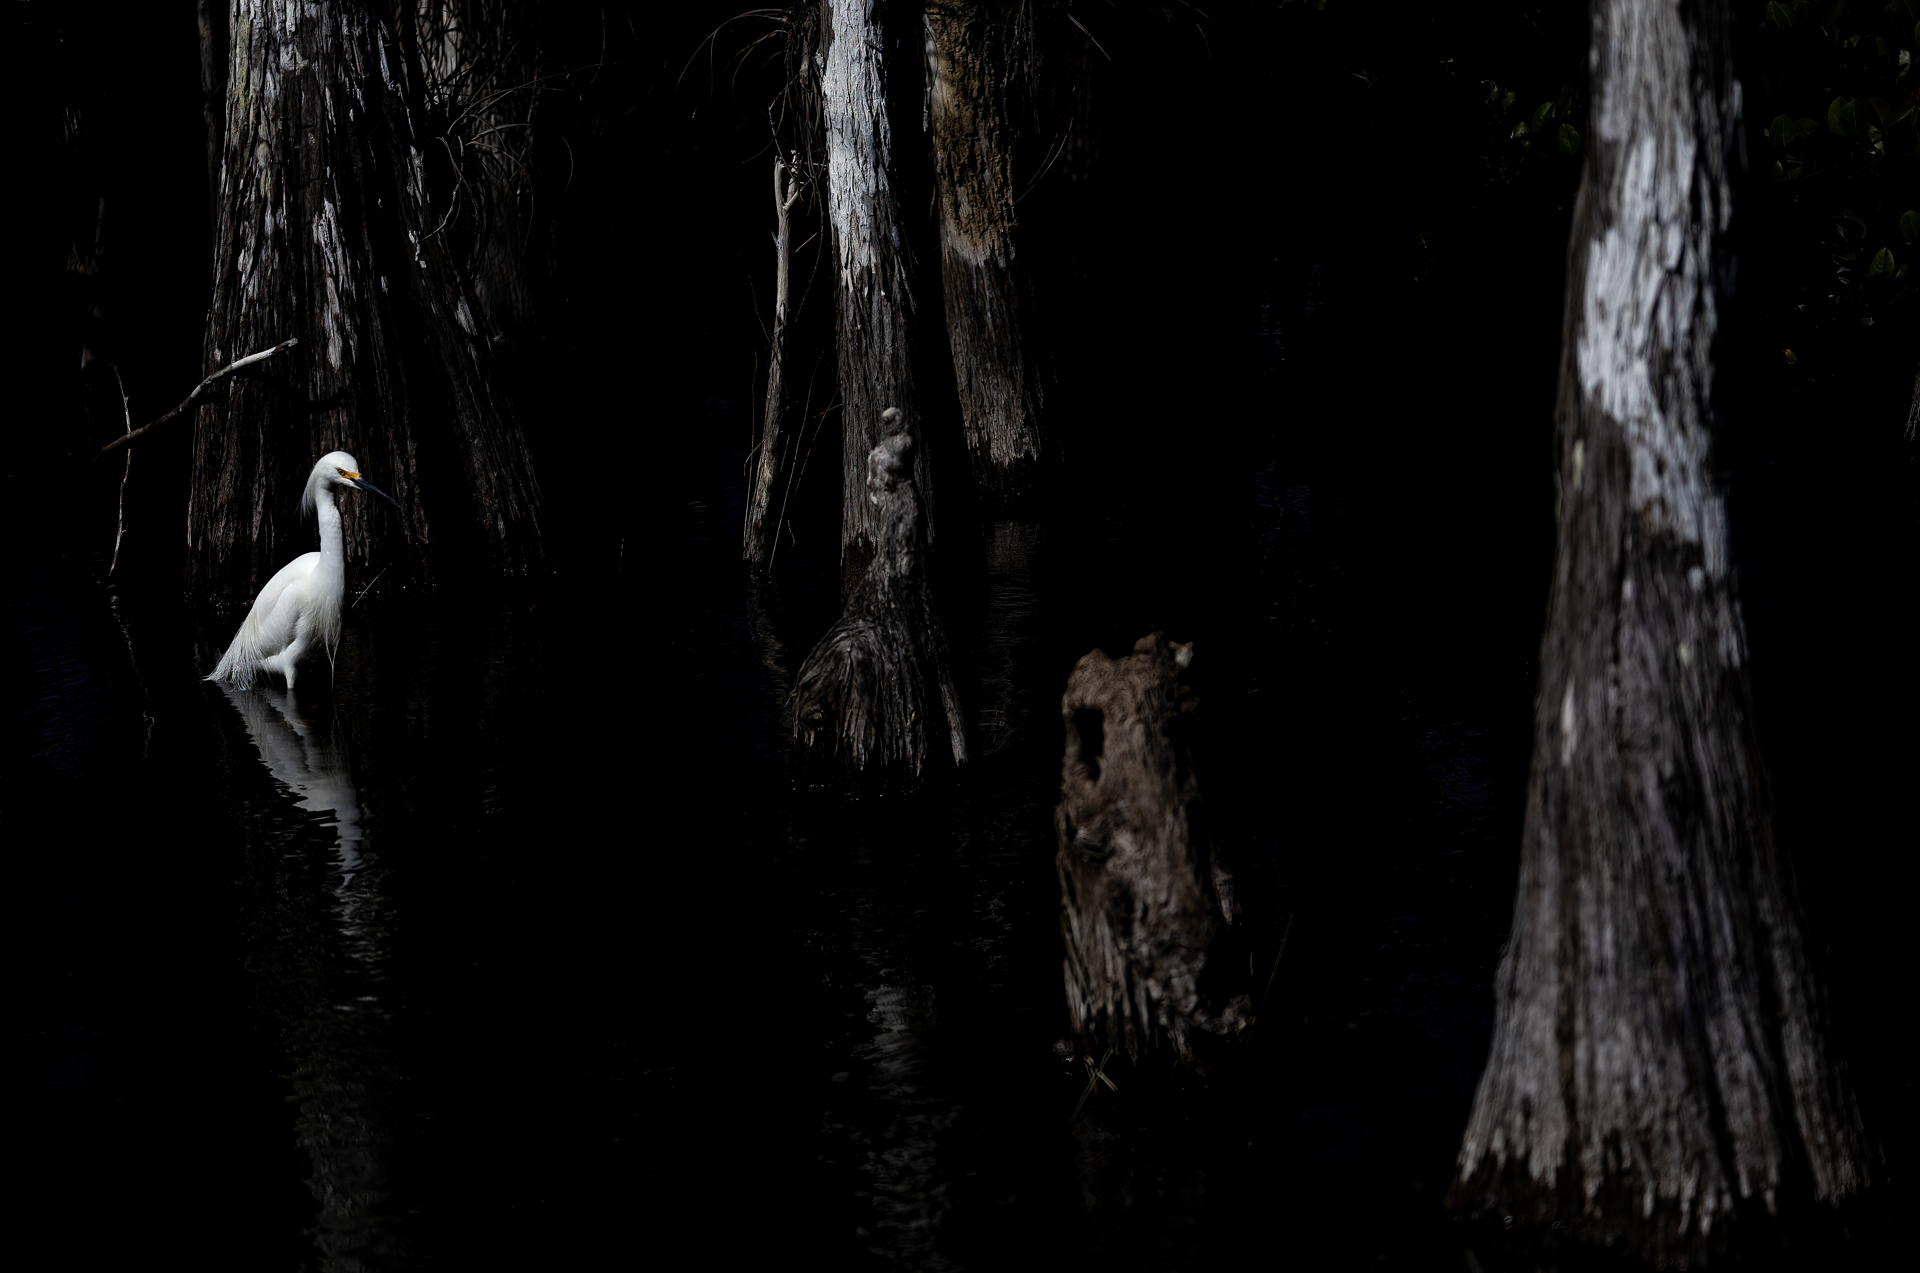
[207,553,320,687]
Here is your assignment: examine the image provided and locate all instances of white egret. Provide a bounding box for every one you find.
[207,451,399,691]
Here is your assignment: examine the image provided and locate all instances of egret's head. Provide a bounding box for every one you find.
[302,451,401,517]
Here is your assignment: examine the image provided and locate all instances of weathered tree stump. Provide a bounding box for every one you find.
[791,420,967,783]
[1055,633,1245,1064]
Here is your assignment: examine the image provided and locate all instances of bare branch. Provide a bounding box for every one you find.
[108,364,133,577]
[95,338,299,460]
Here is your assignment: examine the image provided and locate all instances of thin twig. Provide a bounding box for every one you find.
[108,364,134,577]
[351,565,390,609]
[1066,13,1111,62]
[96,338,298,460]
[1016,122,1074,204]
[769,391,837,574]
[1252,912,1297,1026]
[1068,1045,1119,1123]
[766,352,826,574]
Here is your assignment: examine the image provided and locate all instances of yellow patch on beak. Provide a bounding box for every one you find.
[336,468,361,479]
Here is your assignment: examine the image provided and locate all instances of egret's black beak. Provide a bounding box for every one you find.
[352,477,401,510]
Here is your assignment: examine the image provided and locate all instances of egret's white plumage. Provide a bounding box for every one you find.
[207,451,397,691]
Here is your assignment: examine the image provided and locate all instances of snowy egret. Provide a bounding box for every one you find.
[207,451,398,691]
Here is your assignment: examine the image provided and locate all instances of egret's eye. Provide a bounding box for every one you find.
[336,467,360,479]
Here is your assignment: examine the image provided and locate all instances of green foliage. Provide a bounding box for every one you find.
[1479,74,1583,180]
[1752,0,1917,367]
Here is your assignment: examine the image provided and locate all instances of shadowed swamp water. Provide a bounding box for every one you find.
[20,257,1906,1268]
[19,441,1537,1270]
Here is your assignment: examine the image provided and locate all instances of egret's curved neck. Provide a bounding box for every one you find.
[314,485,345,564]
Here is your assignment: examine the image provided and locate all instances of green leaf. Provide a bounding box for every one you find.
[1828,96,1857,135]
[1530,101,1556,134]
[1558,123,1581,157]
[1844,209,1869,236]
[1766,0,1792,26]
[1867,246,1896,276]
[1770,113,1794,148]
[1901,210,1919,241]
[1795,117,1820,139]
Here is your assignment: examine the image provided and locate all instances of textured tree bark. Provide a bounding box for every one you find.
[744,156,806,568]
[188,0,544,602]
[403,0,544,351]
[820,0,936,589]
[925,0,1043,498]
[1448,1,1869,1261]
[196,0,224,223]
[1055,633,1245,1065]
[792,418,967,782]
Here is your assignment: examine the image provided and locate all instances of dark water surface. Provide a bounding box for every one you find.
[21,288,1916,1272]
[22,314,1914,1271]
[17,429,1545,1271]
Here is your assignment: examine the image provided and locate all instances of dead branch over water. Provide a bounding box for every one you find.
[95,339,299,460]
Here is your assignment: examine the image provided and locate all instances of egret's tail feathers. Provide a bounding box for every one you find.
[206,641,265,690]
[207,601,288,690]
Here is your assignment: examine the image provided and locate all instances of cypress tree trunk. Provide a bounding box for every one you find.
[925,0,1043,498]
[196,0,224,222]
[403,0,544,351]
[1449,1,1869,1261]
[188,0,543,602]
[820,0,935,589]
[792,420,967,782]
[793,2,966,779]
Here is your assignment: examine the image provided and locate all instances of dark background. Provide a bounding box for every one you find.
[11,2,1912,1268]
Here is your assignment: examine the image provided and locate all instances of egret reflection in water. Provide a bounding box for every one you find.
[220,683,400,1271]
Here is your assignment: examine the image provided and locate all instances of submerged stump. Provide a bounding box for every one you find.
[1055,633,1245,1064]
[791,418,967,784]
